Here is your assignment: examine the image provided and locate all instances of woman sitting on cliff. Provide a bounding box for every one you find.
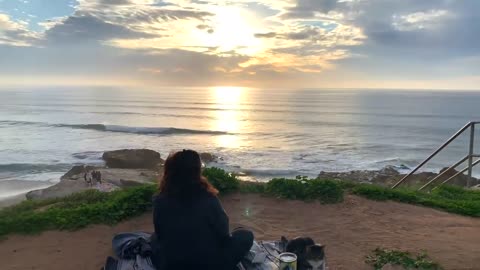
[150,149,254,270]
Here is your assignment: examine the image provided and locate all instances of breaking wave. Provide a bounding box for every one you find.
[0,120,228,135]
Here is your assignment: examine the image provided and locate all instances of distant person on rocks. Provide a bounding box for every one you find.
[92,170,98,183]
[96,170,102,184]
[84,170,92,187]
[150,149,254,270]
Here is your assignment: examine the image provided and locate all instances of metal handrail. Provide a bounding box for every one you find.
[432,158,480,191]
[417,155,469,191]
[392,121,478,189]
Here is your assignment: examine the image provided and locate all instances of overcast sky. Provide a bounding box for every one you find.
[0,0,479,89]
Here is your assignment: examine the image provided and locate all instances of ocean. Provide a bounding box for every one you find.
[1,87,479,198]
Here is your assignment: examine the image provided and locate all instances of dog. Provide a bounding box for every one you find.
[283,236,326,270]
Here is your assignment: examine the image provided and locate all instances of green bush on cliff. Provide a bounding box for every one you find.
[0,167,242,236]
[1,167,479,237]
[431,184,480,201]
[0,185,156,236]
[352,184,480,217]
[239,181,266,194]
[366,248,443,270]
[266,176,344,203]
[203,167,240,194]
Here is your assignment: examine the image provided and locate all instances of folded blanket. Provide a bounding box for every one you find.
[104,255,156,270]
[106,232,156,270]
[112,232,152,259]
[241,241,283,270]
[107,233,307,270]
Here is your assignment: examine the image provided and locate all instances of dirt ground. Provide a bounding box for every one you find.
[1,194,479,270]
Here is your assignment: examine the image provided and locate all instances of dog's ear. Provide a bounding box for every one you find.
[306,244,325,257]
[309,243,324,248]
[280,236,289,252]
[302,237,315,246]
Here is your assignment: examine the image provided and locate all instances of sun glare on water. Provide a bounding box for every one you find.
[213,86,243,105]
[210,87,246,148]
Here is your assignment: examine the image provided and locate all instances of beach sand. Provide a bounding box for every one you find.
[1,194,479,270]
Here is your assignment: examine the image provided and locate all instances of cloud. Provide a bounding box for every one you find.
[77,0,213,24]
[254,32,276,38]
[36,0,214,46]
[0,0,479,88]
[0,0,367,85]
[68,1,215,46]
[196,23,213,33]
[282,0,340,19]
[282,0,480,58]
[73,0,130,6]
[284,27,320,40]
[0,37,253,86]
[392,9,450,31]
[136,49,250,79]
[77,0,161,6]
[0,13,38,46]
[43,14,155,43]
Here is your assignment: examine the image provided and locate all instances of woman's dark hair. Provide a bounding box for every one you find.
[159,149,218,198]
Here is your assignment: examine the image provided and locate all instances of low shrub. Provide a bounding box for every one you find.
[1,167,478,238]
[0,185,156,236]
[366,248,443,270]
[266,176,343,203]
[203,167,240,194]
[352,184,420,203]
[239,181,266,194]
[0,167,241,237]
[352,184,480,217]
[430,184,480,201]
[266,177,307,200]
[305,179,345,203]
[332,179,360,191]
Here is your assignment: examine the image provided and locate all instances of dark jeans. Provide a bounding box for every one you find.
[223,229,254,269]
[150,229,254,270]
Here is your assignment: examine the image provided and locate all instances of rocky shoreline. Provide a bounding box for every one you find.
[25,149,160,200]
[24,149,220,201]
[10,148,480,202]
[318,165,480,189]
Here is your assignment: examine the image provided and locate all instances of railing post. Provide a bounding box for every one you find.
[391,122,473,189]
[467,123,475,188]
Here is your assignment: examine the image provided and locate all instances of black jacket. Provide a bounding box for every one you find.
[151,191,230,269]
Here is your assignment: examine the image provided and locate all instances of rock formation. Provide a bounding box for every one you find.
[27,149,163,200]
[102,149,163,169]
[318,166,479,188]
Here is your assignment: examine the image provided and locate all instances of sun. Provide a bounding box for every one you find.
[197,6,261,55]
[212,86,243,105]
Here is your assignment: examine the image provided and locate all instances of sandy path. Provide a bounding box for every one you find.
[1,194,479,270]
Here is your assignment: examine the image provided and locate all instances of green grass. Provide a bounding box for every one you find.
[0,168,478,237]
[0,168,238,236]
[352,184,480,217]
[0,185,156,236]
[366,248,443,270]
[265,176,344,203]
[239,181,266,194]
[203,167,239,194]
